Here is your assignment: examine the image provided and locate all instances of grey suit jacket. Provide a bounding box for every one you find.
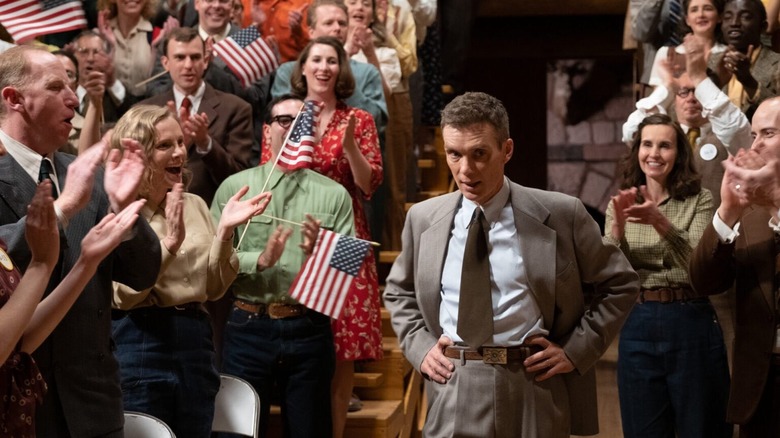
[139,83,254,204]
[689,207,777,424]
[0,151,161,437]
[383,182,640,435]
[710,47,780,116]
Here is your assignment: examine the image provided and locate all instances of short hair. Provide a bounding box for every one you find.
[440,92,510,144]
[290,36,355,101]
[724,0,767,23]
[0,46,45,118]
[265,94,304,124]
[307,0,348,28]
[98,0,159,20]
[52,49,78,80]
[72,29,113,53]
[111,105,191,195]
[161,27,203,57]
[621,114,701,200]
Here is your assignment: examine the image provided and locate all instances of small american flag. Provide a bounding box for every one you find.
[0,0,86,43]
[213,26,279,87]
[289,229,370,319]
[277,100,323,171]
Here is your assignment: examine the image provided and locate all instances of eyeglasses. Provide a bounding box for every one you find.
[271,114,295,129]
[75,47,102,57]
[676,87,696,98]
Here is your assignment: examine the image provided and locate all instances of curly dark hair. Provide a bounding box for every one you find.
[290,36,355,101]
[620,114,701,200]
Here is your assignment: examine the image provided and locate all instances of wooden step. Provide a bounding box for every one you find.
[379,250,400,264]
[356,338,412,400]
[268,400,404,438]
[417,190,447,201]
[381,307,395,338]
[417,158,435,169]
[354,372,384,388]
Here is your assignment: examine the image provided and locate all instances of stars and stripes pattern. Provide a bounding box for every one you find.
[277,100,323,171]
[213,26,279,87]
[0,0,86,43]
[289,229,370,319]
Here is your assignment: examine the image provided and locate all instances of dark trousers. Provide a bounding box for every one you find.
[740,358,780,437]
[112,308,220,438]
[221,305,335,438]
[618,299,732,438]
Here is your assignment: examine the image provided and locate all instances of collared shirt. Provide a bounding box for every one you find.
[76,80,126,115]
[0,128,67,227]
[109,17,154,97]
[210,164,354,304]
[605,189,714,289]
[198,23,231,43]
[112,193,237,309]
[440,177,547,346]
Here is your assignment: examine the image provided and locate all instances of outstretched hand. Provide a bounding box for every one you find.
[256,225,293,271]
[299,214,320,255]
[79,199,145,264]
[26,181,59,267]
[217,186,272,241]
[56,136,106,219]
[162,183,185,254]
[105,138,146,213]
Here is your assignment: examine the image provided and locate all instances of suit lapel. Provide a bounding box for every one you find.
[419,193,460,335]
[742,208,777,312]
[0,144,37,219]
[200,84,219,130]
[509,185,557,324]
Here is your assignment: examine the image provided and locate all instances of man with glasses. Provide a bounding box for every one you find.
[211,94,355,438]
[71,30,132,124]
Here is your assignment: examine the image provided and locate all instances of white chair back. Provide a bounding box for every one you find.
[212,373,261,438]
[124,411,176,438]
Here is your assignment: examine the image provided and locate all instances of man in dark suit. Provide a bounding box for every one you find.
[0,46,161,437]
[139,27,253,205]
[690,96,780,436]
[383,92,640,437]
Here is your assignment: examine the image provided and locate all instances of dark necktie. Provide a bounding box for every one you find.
[38,158,57,199]
[667,0,683,46]
[181,96,192,114]
[457,208,493,348]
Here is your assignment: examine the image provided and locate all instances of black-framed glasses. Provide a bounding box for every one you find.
[676,87,695,98]
[271,114,295,129]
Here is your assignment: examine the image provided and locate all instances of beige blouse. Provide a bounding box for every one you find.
[112,193,238,309]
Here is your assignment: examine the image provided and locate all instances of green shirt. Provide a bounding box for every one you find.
[210,164,355,303]
[604,189,714,289]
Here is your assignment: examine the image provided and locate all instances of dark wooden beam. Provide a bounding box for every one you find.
[477,0,627,17]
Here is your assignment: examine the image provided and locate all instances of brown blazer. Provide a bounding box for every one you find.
[383,182,640,435]
[139,83,254,204]
[689,207,777,424]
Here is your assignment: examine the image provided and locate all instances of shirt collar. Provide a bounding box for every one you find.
[110,17,153,40]
[173,81,206,111]
[198,23,231,42]
[0,128,54,182]
[460,177,510,227]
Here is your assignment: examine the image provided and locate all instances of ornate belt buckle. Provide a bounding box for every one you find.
[482,347,507,365]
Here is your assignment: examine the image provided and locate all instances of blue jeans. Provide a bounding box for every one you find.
[112,308,220,438]
[221,305,335,438]
[618,298,732,438]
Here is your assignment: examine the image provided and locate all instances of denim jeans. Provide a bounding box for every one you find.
[112,308,220,438]
[221,305,335,438]
[618,298,732,438]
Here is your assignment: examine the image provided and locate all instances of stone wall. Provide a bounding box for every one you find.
[546,61,635,215]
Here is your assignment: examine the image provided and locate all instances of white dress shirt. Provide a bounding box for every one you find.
[440,177,548,346]
[172,81,212,155]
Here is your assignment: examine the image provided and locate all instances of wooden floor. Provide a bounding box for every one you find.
[587,339,622,438]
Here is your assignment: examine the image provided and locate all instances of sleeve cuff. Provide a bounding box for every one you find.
[713,212,740,243]
[109,80,126,104]
[196,137,213,155]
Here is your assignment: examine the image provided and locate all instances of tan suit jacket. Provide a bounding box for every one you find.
[383,182,640,435]
[690,207,777,424]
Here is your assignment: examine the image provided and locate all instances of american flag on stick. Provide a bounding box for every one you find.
[289,229,370,319]
[213,26,279,87]
[276,100,323,171]
[0,0,86,43]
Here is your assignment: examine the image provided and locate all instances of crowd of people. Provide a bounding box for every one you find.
[4,0,780,437]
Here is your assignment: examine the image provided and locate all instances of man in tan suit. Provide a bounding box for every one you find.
[383,92,640,437]
[689,96,780,436]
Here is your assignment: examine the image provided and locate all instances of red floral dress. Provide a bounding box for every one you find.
[0,242,47,437]
[264,102,384,361]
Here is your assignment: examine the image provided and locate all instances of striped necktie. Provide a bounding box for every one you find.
[38,157,58,199]
[667,0,683,46]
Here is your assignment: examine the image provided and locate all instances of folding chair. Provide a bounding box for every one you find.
[123,411,176,438]
[212,373,261,438]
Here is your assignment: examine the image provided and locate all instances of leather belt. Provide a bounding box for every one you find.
[234,300,308,319]
[443,345,542,365]
[638,287,693,304]
[111,302,205,320]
